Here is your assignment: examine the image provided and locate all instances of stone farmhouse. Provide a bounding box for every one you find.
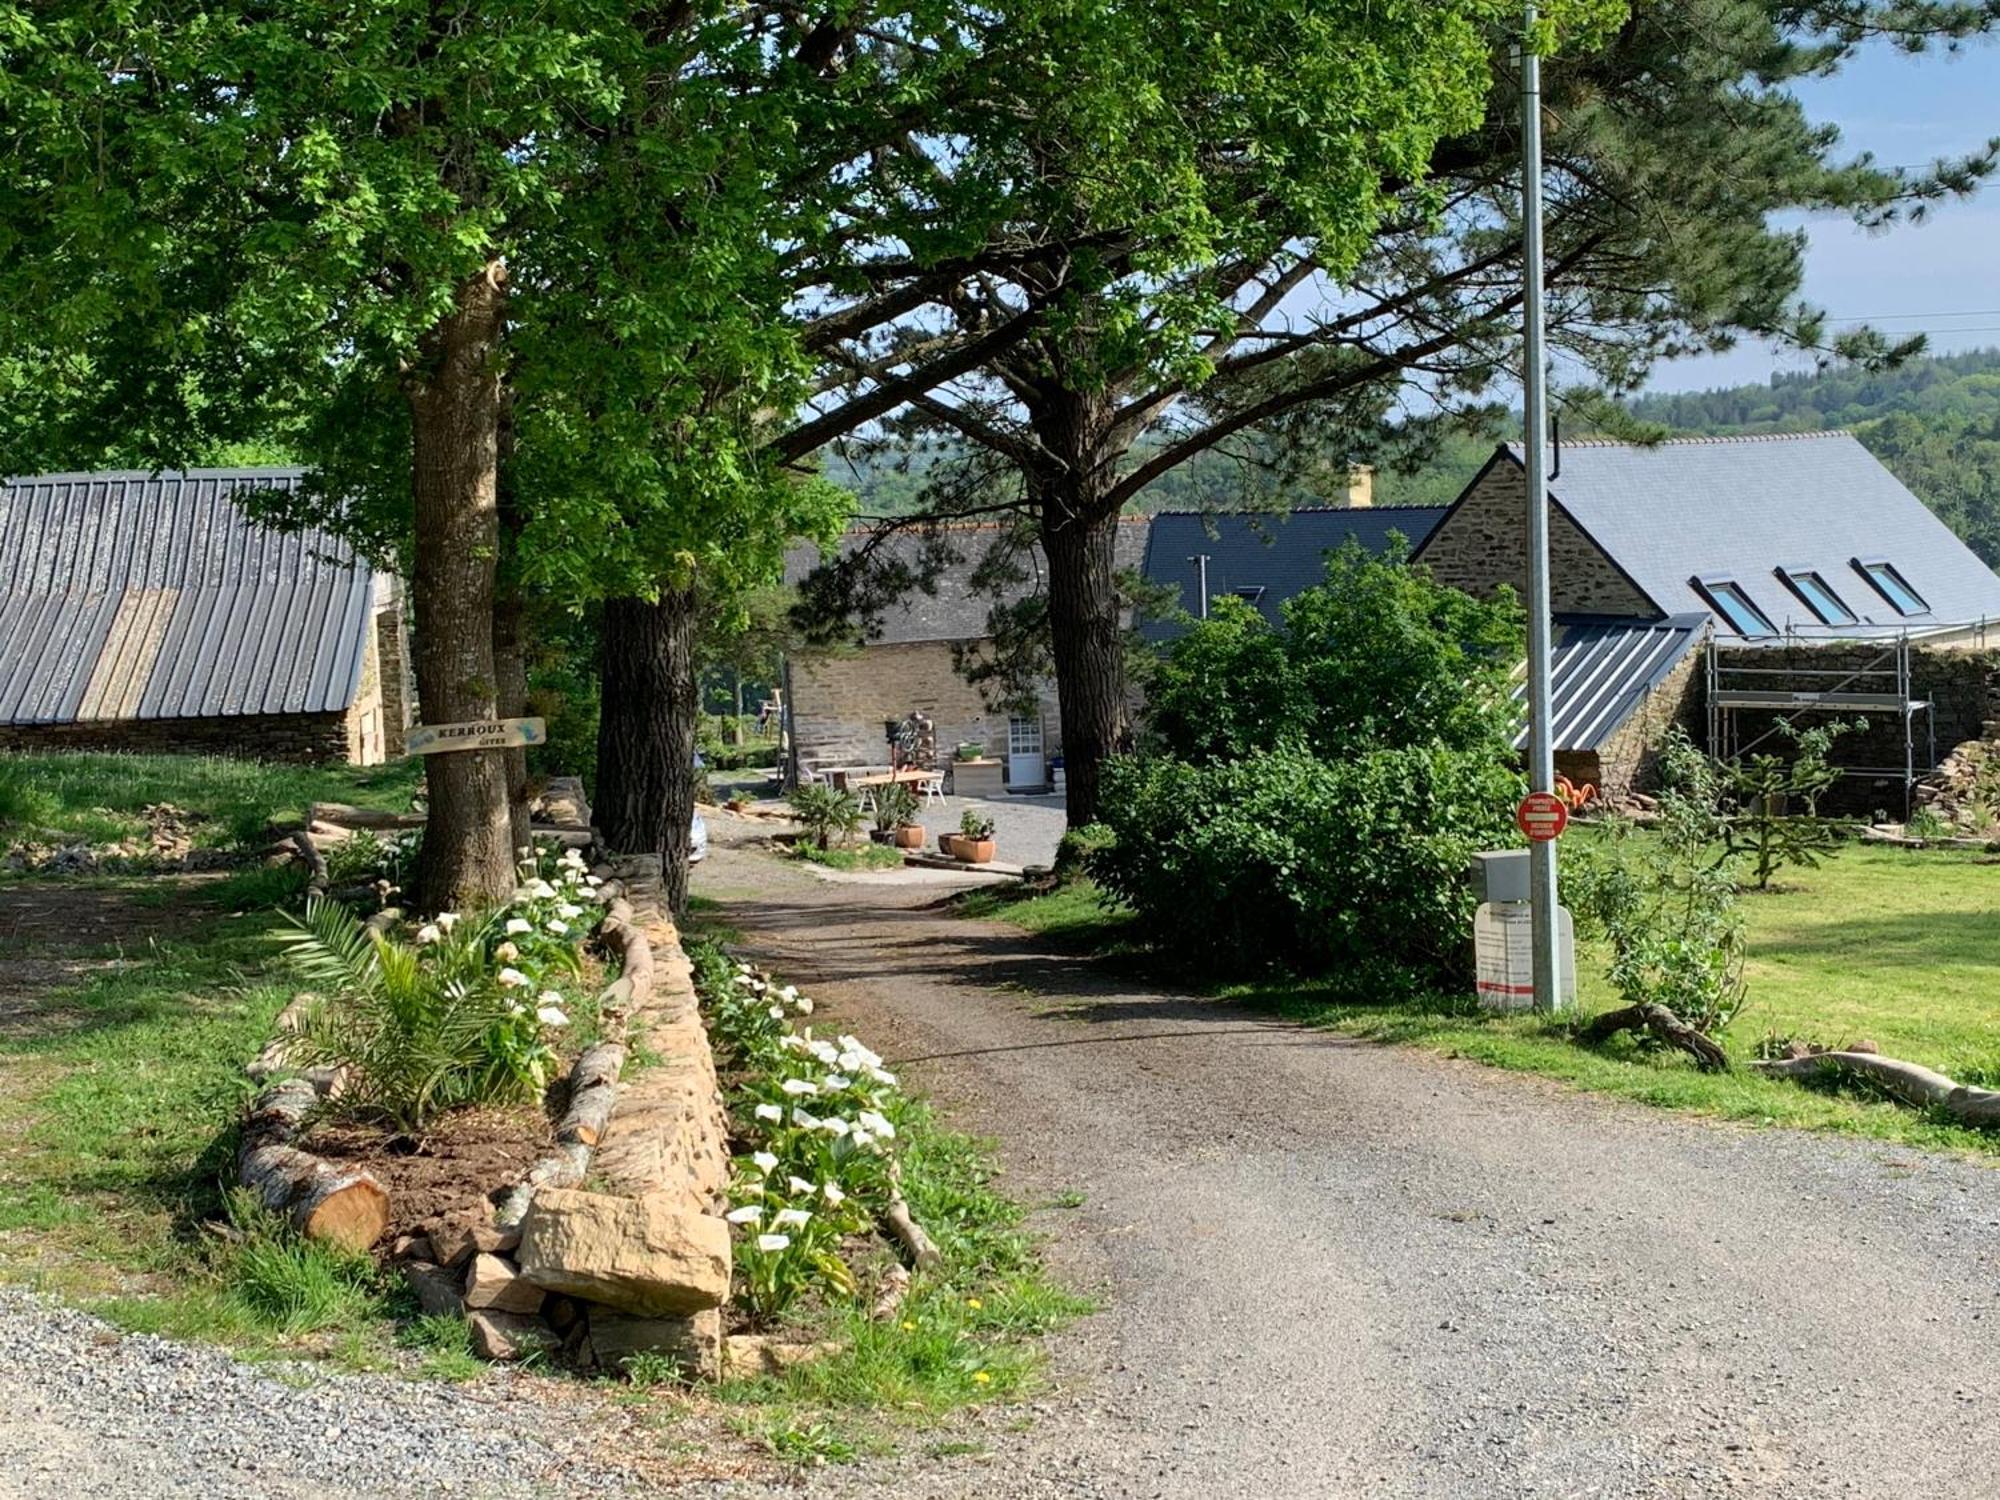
[782,490,1445,788]
[1413,431,2000,801]
[0,468,411,765]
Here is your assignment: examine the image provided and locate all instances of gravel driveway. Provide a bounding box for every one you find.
[689,846,2000,1500]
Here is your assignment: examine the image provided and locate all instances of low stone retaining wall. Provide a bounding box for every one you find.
[397,853,736,1376]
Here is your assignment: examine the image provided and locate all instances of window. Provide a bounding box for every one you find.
[1691,577,1777,638]
[1775,568,1856,627]
[1230,585,1267,603]
[1851,558,1929,616]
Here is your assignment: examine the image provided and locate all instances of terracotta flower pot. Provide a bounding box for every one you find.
[894,824,926,849]
[956,838,995,864]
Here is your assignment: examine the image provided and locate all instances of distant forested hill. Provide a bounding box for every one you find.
[825,349,2000,568]
[1625,348,2000,566]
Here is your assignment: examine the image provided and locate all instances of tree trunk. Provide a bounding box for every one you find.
[408,266,514,913]
[493,585,533,854]
[596,590,698,913]
[1042,501,1129,827]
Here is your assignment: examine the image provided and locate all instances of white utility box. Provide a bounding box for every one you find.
[1473,900,1575,1012]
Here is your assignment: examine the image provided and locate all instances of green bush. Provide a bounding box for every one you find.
[1145,541,1522,764]
[1092,745,1519,985]
[1099,545,1524,987]
[275,848,605,1130]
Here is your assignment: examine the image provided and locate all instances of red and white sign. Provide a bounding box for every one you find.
[1515,790,1569,842]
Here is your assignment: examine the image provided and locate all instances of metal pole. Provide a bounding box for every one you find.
[1188,554,1211,620]
[1520,8,1562,1012]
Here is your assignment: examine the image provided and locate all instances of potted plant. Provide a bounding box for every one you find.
[872,783,926,849]
[950,808,996,864]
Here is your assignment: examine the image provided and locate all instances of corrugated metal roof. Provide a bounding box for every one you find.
[1139,506,1449,642]
[0,468,375,724]
[1475,434,2000,638]
[1511,615,1709,753]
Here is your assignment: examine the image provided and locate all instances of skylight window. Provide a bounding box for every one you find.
[1692,577,1776,638]
[1851,559,1928,616]
[1776,568,1856,627]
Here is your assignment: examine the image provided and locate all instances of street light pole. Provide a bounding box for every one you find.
[1521,5,1562,1012]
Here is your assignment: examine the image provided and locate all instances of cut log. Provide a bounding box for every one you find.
[238,1078,388,1251]
[1752,1050,1955,1107]
[245,995,315,1083]
[1753,1051,2000,1127]
[308,802,428,831]
[558,1043,626,1148]
[1576,1003,1729,1072]
[882,1166,942,1273]
[290,829,328,894]
[493,1141,593,1229]
[239,1141,388,1251]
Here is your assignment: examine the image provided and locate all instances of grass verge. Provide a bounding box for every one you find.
[954,842,2000,1156]
[791,842,906,873]
[0,751,422,852]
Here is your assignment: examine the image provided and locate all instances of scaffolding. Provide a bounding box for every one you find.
[1706,633,1936,819]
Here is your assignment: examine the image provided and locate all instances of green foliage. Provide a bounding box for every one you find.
[1904,805,1949,840]
[276,850,603,1131]
[1715,718,1856,890]
[1093,745,1520,985]
[787,785,862,852]
[871,783,920,833]
[1053,823,1117,879]
[794,843,904,871]
[957,809,996,841]
[1145,544,1523,765]
[220,1195,385,1336]
[0,753,421,852]
[1565,731,1748,1035]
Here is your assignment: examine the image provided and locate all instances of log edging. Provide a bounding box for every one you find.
[1753,1049,2000,1127]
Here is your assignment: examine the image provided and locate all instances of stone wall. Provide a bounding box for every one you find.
[1591,646,1707,798]
[1416,457,1658,616]
[342,625,388,766]
[790,640,1060,773]
[0,710,356,763]
[1702,642,2000,815]
[374,592,414,758]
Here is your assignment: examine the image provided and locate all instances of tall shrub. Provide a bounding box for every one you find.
[1099,549,1525,987]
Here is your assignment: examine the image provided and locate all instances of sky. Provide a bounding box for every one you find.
[1647,36,2000,394]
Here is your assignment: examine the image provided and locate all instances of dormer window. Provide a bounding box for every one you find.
[1692,577,1776,638]
[1775,568,1856,627]
[1230,586,1267,603]
[1851,558,1928,616]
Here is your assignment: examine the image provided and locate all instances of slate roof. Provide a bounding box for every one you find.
[785,518,1154,645]
[1139,506,1448,642]
[1511,615,1709,753]
[1449,433,2000,639]
[0,468,376,725]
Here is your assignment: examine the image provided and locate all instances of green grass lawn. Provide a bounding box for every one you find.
[958,842,2000,1155]
[0,752,423,852]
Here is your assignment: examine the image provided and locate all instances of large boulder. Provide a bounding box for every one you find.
[516,1189,730,1317]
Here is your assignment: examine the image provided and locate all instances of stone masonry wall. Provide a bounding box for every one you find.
[791,641,1060,773]
[0,711,355,763]
[375,595,413,758]
[342,626,387,766]
[1417,458,1658,617]
[1700,642,2000,815]
[1589,645,1706,799]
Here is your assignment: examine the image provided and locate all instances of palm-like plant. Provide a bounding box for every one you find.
[276,899,555,1133]
[788,784,863,850]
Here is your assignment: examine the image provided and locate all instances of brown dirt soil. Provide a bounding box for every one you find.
[306,1104,551,1244]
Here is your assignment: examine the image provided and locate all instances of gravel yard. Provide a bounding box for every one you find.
[0,1291,645,1499]
[686,844,2000,1500]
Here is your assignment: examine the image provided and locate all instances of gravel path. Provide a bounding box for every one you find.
[0,1290,649,1499]
[688,844,2000,1500]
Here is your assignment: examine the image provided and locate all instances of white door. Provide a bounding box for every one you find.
[1006,714,1046,788]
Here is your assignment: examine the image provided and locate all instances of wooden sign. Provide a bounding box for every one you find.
[406,716,546,756]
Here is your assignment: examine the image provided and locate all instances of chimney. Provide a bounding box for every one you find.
[1345,464,1374,508]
